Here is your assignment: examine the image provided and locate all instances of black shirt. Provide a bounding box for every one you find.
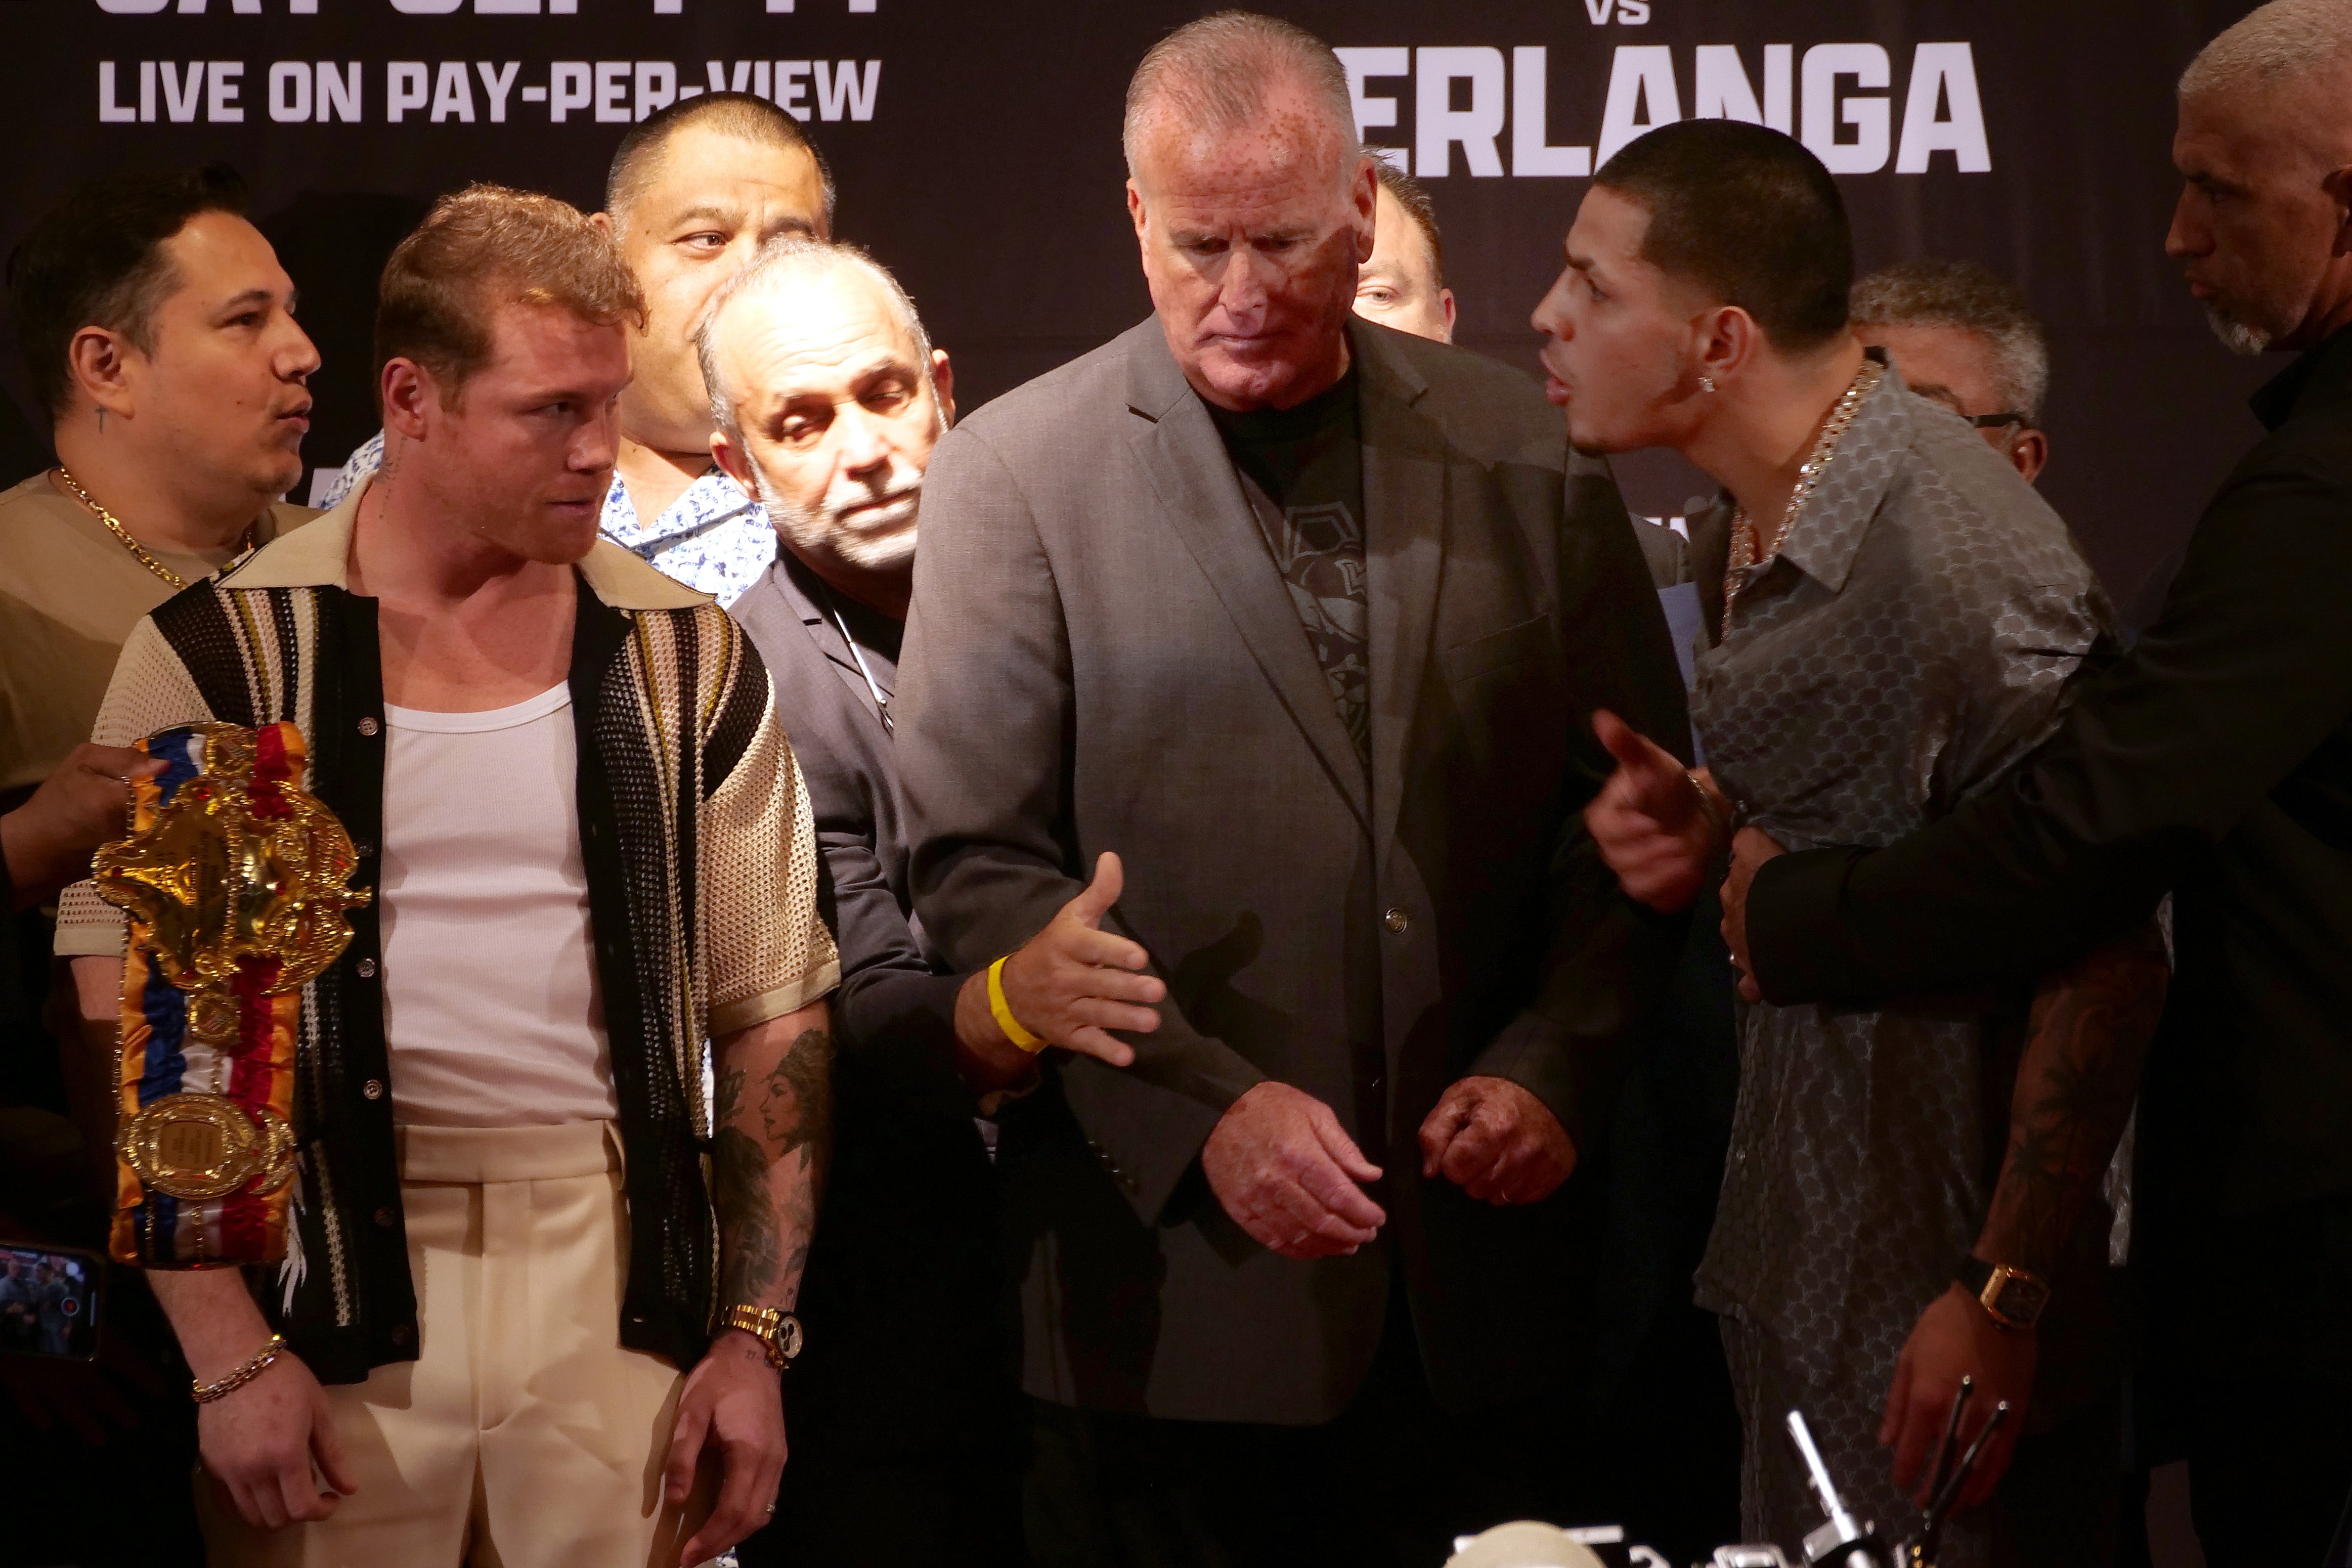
[1207,369,1372,771]
[727,553,1018,1458]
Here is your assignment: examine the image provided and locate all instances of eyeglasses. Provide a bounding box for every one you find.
[1966,410,2029,429]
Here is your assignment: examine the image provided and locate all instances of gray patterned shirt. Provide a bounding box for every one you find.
[1689,362,2110,1390]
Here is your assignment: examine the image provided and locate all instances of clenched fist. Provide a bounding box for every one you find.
[1418,1076,1576,1206]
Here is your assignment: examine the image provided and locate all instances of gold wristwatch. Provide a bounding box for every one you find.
[1956,1257,2050,1331]
[722,1304,805,1370]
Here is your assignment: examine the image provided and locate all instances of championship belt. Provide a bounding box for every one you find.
[93,722,370,1269]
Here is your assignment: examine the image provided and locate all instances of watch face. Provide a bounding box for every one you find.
[1993,1271,2051,1326]
[776,1315,804,1360]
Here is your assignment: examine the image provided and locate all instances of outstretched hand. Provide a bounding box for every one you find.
[954,853,1170,1094]
[995,852,1165,1066]
[1583,710,1721,913]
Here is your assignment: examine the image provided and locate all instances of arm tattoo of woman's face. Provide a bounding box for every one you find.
[713,1027,832,1308]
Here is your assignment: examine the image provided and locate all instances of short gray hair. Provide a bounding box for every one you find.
[1123,12,1357,179]
[694,236,935,443]
[1850,259,2050,427]
[2181,0,2352,102]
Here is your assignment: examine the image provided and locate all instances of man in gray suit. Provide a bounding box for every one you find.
[896,14,1687,1561]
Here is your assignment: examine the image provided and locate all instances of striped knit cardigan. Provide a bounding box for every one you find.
[58,499,838,1381]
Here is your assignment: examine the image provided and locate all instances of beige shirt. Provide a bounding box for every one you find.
[0,471,310,794]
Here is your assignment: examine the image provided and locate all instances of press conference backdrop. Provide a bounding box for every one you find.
[4,0,2273,615]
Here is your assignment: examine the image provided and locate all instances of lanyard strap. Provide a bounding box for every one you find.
[820,582,894,735]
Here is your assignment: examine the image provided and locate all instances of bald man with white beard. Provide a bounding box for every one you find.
[703,237,1206,1566]
[1730,4,2352,1558]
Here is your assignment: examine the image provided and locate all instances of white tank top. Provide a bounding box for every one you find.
[378,682,620,1128]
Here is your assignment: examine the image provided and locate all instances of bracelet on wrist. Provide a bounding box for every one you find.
[1685,769,1733,839]
[192,1333,286,1405]
[986,956,1046,1054]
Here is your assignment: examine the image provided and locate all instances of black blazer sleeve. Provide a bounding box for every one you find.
[1470,457,1691,1149]
[1748,432,2352,1003]
[819,811,970,1114]
[736,580,972,1109]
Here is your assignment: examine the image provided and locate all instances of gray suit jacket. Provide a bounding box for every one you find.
[896,317,1688,1422]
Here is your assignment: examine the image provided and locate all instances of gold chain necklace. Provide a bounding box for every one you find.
[1721,358,1885,637]
[56,467,256,591]
[56,467,187,589]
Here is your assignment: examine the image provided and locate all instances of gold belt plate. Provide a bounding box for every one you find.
[117,1093,297,1201]
[94,721,370,1046]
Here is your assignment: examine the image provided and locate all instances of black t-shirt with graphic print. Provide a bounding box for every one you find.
[1206,368,1371,772]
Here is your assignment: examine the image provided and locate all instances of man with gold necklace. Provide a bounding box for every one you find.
[0,162,316,1556]
[1536,120,2165,1561]
[0,164,316,1132]
[1,163,317,808]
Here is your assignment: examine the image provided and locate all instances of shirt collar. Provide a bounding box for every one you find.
[219,474,710,612]
[773,548,905,662]
[752,549,824,628]
[1772,350,1909,598]
[2248,325,2352,431]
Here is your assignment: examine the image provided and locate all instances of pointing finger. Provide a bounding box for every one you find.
[1591,709,1647,769]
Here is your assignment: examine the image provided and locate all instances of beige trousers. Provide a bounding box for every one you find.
[204,1121,712,1568]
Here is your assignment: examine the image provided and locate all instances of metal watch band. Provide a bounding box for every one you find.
[722,1304,804,1369]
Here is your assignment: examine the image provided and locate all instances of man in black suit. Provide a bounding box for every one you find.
[703,237,1165,1565]
[894,14,1686,1563]
[1725,5,2352,1561]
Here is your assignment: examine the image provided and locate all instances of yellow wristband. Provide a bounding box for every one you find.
[987,956,1046,1053]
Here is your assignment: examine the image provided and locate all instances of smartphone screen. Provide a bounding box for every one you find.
[0,1243,102,1360]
